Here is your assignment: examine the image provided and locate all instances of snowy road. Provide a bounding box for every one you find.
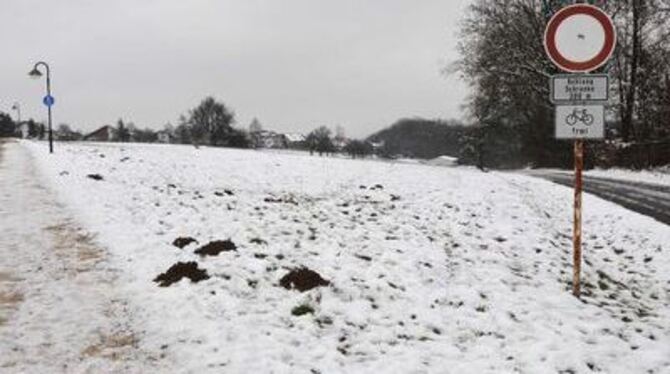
[524,170,670,226]
[0,140,165,373]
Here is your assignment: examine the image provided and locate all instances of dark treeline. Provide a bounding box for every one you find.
[455,0,670,169]
[0,113,46,139]
[367,118,468,160]
[0,112,18,137]
[0,97,377,160]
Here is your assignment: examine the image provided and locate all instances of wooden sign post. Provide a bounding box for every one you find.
[544,4,616,297]
[572,139,583,296]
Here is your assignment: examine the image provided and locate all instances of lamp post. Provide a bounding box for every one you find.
[11,102,21,124]
[29,61,53,153]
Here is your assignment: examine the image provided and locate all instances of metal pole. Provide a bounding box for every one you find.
[44,64,53,153]
[573,139,584,297]
[32,61,53,153]
[13,104,21,124]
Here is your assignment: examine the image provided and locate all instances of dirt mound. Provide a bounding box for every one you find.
[172,237,198,249]
[154,262,210,287]
[250,237,267,245]
[87,174,104,181]
[215,189,235,197]
[280,268,330,292]
[264,195,298,205]
[291,304,315,316]
[195,240,237,256]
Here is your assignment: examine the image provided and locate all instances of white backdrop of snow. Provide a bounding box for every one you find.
[17,141,670,373]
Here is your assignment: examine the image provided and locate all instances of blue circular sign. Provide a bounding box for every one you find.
[43,95,55,107]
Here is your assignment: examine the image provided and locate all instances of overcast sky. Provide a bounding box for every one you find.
[0,0,470,138]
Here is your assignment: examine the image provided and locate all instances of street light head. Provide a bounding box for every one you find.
[29,68,43,79]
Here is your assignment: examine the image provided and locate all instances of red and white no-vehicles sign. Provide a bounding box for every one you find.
[544,4,616,73]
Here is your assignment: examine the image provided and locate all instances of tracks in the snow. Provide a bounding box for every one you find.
[0,140,165,372]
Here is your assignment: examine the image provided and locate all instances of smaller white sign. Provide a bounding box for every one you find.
[555,105,605,139]
[551,75,608,103]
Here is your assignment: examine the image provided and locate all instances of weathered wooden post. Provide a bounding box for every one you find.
[543,4,616,297]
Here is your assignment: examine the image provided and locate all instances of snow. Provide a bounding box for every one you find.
[0,141,166,373]
[8,140,670,373]
[427,156,459,167]
[585,167,670,187]
[530,167,670,188]
[284,133,306,143]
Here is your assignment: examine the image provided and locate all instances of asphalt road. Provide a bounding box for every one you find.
[525,170,670,226]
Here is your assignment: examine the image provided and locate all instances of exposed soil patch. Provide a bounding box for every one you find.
[280,268,330,292]
[154,262,210,287]
[46,221,104,274]
[87,174,104,181]
[264,196,298,205]
[292,304,315,316]
[355,254,372,262]
[0,272,19,283]
[173,237,198,249]
[0,281,15,326]
[0,290,24,305]
[215,189,235,197]
[195,240,237,256]
[250,237,268,245]
[82,332,139,360]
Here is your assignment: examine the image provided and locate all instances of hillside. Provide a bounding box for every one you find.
[367,118,470,159]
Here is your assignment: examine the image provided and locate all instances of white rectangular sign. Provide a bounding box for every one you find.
[551,75,609,103]
[555,105,605,140]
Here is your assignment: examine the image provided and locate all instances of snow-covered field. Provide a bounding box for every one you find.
[9,141,670,373]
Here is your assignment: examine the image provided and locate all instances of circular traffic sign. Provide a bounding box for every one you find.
[544,4,616,73]
[43,95,55,107]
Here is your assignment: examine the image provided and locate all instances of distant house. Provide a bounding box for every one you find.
[84,125,115,142]
[333,136,349,151]
[55,128,82,141]
[284,133,306,149]
[251,130,287,149]
[370,141,384,152]
[18,123,30,139]
[427,155,459,167]
[157,131,172,144]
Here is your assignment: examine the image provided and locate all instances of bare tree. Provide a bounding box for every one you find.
[306,126,335,156]
[455,0,670,167]
[249,118,263,134]
[182,97,235,146]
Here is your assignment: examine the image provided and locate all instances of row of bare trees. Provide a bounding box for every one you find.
[455,0,670,168]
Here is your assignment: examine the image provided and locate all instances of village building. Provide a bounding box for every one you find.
[83,125,115,142]
[250,130,288,149]
[18,123,30,139]
[157,130,172,144]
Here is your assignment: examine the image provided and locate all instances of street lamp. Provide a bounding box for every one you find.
[11,102,21,123]
[29,61,54,153]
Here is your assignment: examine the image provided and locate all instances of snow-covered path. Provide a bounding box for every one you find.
[0,140,164,373]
